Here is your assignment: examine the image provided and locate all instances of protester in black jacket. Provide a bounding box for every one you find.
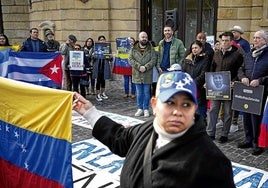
[73,71,235,188]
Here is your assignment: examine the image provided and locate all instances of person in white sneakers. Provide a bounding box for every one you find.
[92,35,113,102]
[129,31,156,117]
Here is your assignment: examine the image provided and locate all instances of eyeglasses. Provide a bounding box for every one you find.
[0,38,5,40]
[74,48,81,50]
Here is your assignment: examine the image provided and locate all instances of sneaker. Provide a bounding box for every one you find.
[144,110,150,117]
[135,109,143,117]
[130,94,136,99]
[218,136,228,143]
[237,142,252,148]
[252,147,264,156]
[96,94,103,102]
[229,124,239,133]
[101,92,108,99]
[216,120,223,128]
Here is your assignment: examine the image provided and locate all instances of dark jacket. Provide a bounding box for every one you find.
[21,38,47,52]
[211,45,244,81]
[238,45,268,94]
[93,115,235,188]
[182,53,210,106]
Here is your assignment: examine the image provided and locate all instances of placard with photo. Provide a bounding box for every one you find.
[69,51,84,71]
[94,42,111,59]
[205,71,231,100]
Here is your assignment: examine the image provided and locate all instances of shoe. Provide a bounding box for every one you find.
[230,124,239,133]
[216,120,223,128]
[237,142,252,149]
[252,147,264,156]
[101,92,108,99]
[130,94,136,99]
[90,90,96,95]
[123,94,129,98]
[209,135,215,140]
[135,109,143,117]
[144,110,150,117]
[96,94,103,102]
[218,136,228,143]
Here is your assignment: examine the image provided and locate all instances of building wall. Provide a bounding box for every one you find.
[2,0,140,49]
[217,0,268,44]
[1,0,267,49]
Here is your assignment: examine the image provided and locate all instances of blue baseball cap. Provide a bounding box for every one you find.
[156,71,197,104]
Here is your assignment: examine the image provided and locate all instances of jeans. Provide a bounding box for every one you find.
[135,83,150,110]
[124,75,136,95]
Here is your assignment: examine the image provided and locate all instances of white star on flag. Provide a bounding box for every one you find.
[50,64,60,74]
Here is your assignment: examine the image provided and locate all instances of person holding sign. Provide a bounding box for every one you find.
[72,71,235,188]
[237,30,268,155]
[93,35,113,102]
[69,44,89,98]
[207,31,244,143]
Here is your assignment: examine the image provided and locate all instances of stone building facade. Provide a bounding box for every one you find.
[1,0,267,50]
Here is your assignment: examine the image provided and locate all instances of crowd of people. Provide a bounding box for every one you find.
[1,25,268,157]
[1,24,268,186]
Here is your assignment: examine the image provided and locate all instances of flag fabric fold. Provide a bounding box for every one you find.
[0,77,73,188]
[259,97,268,148]
[6,52,63,88]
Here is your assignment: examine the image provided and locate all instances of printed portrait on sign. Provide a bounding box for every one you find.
[205,71,231,100]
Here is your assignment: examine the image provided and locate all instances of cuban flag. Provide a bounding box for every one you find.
[7,52,63,88]
[0,48,11,77]
[113,37,132,76]
[259,97,268,147]
[0,77,73,188]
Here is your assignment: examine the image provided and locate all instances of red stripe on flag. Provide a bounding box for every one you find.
[113,66,132,75]
[0,158,64,188]
[258,98,268,148]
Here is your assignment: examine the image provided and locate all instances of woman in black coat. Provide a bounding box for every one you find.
[182,40,210,119]
[73,71,235,188]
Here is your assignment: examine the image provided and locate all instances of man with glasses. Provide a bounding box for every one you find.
[237,30,268,155]
[21,27,47,52]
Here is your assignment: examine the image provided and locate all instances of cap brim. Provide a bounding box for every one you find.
[158,89,197,105]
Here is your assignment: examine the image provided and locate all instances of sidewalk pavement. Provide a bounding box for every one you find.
[72,76,268,172]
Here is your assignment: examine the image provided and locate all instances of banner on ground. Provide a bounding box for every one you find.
[205,71,231,100]
[0,77,73,188]
[72,138,268,188]
[113,37,132,75]
[232,81,264,115]
[0,50,63,88]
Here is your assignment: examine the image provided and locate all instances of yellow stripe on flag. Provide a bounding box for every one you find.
[0,77,73,141]
[115,53,130,59]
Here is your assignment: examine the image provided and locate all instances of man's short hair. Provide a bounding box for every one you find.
[219,31,234,41]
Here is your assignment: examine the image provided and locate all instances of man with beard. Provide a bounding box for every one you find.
[157,25,185,73]
[129,31,157,117]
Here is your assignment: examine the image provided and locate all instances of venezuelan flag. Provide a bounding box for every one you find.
[113,37,132,75]
[259,97,268,148]
[0,78,73,188]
